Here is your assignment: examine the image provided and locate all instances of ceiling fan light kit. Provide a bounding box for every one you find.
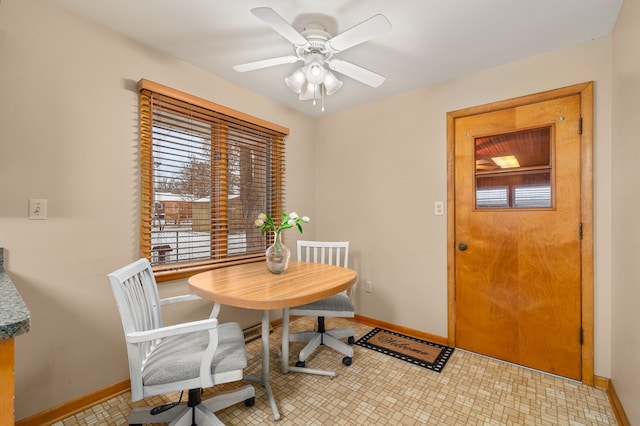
[285,69,306,93]
[322,71,343,95]
[299,83,320,102]
[234,7,391,112]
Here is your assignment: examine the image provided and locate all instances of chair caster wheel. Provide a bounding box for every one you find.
[348,336,355,344]
[245,397,255,407]
[295,360,306,367]
[342,356,352,366]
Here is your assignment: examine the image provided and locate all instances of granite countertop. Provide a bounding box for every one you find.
[0,248,30,340]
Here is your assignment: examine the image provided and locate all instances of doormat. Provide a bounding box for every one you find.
[355,328,454,372]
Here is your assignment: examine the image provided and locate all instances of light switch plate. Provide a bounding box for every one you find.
[29,199,47,220]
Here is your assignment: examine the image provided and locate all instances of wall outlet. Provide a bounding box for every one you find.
[365,280,373,293]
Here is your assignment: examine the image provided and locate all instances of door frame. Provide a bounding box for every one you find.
[446,82,594,385]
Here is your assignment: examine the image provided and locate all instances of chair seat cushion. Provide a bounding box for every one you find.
[289,293,354,317]
[142,322,247,386]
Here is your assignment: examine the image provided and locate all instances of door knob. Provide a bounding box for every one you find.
[458,242,468,251]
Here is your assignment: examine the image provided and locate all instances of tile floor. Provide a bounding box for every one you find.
[55,317,617,425]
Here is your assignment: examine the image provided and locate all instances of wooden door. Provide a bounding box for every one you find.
[453,94,583,380]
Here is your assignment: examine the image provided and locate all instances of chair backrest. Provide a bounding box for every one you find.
[107,258,163,392]
[107,258,163,334]
[297,240,349,268]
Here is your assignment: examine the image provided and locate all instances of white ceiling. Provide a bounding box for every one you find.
[51,0,622,117]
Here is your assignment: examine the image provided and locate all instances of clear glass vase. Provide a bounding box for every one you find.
[265,231,290,274]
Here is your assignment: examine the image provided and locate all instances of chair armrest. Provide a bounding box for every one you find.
[127,317,225,389]
[159,293,202,306]
[126,318,218,344]
[159,293,221,319]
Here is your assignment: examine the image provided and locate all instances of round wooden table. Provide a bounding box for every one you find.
[188,260,357,420]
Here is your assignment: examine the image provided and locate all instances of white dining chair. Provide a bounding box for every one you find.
[107,258,255,425]
[288,241,355,370]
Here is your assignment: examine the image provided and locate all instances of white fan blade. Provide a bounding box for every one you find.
[328,59,386,88]
[234,56,300,72]
[251,7,308,46]
[327,14,392,53]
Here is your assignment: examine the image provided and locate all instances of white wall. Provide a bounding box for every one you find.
[611,0,640,423]
[0,0,316,420]
[2,0,631,421]
[315,37,613,377]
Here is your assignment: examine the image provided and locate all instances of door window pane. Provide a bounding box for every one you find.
[475,127,552,209]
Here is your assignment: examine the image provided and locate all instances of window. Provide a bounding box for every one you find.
[138,79,289,281]
[476,186,509,208]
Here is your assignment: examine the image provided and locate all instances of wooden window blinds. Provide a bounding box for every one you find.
[138,79,289,281]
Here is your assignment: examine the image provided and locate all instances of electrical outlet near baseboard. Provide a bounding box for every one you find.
[365,280,373,293]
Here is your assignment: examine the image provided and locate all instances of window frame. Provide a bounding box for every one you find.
[138,79,289,282]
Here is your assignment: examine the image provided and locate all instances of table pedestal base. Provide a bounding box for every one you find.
[244,310,280,421]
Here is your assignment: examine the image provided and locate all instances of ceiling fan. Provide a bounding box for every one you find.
[233,7,392,110]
